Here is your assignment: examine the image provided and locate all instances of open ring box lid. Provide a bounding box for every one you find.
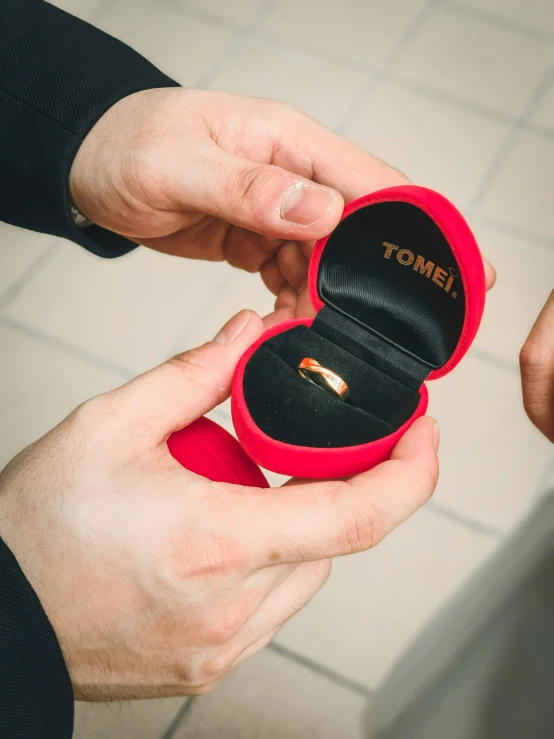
[232,185,486,480]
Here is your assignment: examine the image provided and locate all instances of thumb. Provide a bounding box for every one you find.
[244,416,440,566]
[178,144,344,240]
[112,310,264,436]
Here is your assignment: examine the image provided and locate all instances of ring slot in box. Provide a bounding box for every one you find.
[232,186,486,479]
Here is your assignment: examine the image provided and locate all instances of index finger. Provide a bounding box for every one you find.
[520,290,554,442]
[274,111,408,205]
[275,113,495,291]
[245,416,439,567]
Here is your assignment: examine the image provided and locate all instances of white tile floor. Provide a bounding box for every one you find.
[2,0,554,736]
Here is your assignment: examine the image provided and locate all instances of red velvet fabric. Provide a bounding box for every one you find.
[168,417,269,487]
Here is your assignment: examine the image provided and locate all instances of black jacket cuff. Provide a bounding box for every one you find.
[0,0,180,258]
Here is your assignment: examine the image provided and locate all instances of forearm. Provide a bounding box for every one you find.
[0,0,179,257]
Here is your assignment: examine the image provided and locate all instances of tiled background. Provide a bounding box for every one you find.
[2,0,554,736]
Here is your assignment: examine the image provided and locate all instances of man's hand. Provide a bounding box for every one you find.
[69,89,405,301]
[69,88,494,313]
[520,290,554,442]
[0,310,439,702]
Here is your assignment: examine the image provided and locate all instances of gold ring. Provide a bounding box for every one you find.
[297,358,349,401]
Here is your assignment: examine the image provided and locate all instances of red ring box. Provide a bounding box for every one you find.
[232,185,486,480]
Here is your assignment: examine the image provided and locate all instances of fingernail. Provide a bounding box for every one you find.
[279,184,336,227]
[213,310,251,345]
[433,422,440,451]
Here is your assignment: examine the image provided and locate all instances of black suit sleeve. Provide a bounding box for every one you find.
[0,0,180,258]
[0,2,181,735]
[0,537,74,738]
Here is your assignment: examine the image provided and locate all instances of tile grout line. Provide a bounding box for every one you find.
[255,29,380,73]
[446,2,554,43]
[334,0,447,135]
[0,241,60,312]
[426,501,504,540]
[0,314,135,380]
[193,0,281,90]
[472,213,554,252]
[162,640,375,735]
[386,74,518,127]
[244,36,554,138]
[162,638,376,736]
[209,407,232,423]
[525,120,554,141]
[533,452,554,499]
[268,642,374,698]
[160,697,195,739]
[167,272,236,356]
[252,6,554,130]
[469,347,519,376]
[87,0,115,24]
[466,49,554,213]
[161,0,243,33]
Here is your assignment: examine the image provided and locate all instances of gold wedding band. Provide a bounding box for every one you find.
[297,358,349,401]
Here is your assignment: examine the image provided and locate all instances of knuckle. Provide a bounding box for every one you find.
[519,341,554,433]
[520,340,552,375]
[194,616,224,647]
[200,644,237,681]
[69,393,116,431]
[237,165,267,200]
[124,146,170,205]
[196,607,248,647]
[132,145,161,180]
[169,525,249,584]
[188,682,214,696]
[175,653,219,695]
[224,242,261,273]
[215,605,250,641]
[167,349,225,407]
[234,164,286,212]
[341,494,385,554]
[70,397,98,424]
[169,347,209,377]
[259,96,300,119]
[276,99,303,118]
[184,670,224,696]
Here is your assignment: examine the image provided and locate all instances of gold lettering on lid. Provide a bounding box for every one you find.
[397,249,414,266]
[381,242,459,298]
[382,242,399,259]
[432,266,447,288]
[413,255,434,278]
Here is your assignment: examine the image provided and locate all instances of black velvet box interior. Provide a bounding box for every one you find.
[244,201,466,448]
